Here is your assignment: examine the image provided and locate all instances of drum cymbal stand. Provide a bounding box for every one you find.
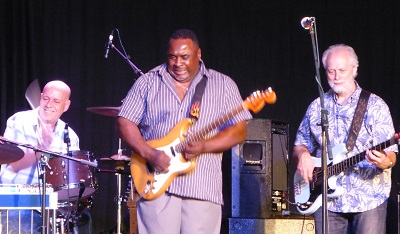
[115,138,124,234]
[96,138,130,234]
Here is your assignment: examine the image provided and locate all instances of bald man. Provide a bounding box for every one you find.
[0,80,80,232]
[0,80,79,184]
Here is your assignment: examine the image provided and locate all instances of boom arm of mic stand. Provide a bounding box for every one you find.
[0,137,98,168]
[110,44,144,77]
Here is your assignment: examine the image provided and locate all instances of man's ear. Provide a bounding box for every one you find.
[63,100,71,113]
[197,48,201,60]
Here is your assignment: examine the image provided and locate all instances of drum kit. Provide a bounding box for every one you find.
[12,33,142,232]
[0,105,131,234]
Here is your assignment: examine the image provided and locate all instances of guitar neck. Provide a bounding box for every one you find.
[175,104,245,153]
[328,137,396,176]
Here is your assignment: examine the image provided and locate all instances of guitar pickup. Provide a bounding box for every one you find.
[244,160,262,165]
[170,146,176,157]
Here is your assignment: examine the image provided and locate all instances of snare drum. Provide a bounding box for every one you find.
[46,150,97,201]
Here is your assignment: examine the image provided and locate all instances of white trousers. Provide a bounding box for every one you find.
[137,193,221,234]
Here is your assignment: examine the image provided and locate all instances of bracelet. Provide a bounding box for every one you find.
[387,160,393,169]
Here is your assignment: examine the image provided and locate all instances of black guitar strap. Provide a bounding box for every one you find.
[345,89,371,152]
[188,75,208,121]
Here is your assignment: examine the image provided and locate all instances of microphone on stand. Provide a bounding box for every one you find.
[300,16,315,30]
[75,180,86,218]
[78,180,86,201]
[64,123,71,148]
[300,15,331,234]
[104,29,114,58]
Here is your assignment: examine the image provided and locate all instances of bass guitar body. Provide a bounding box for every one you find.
[294,143,347,215]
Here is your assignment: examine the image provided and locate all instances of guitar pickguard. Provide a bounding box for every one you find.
[149,138,193,195]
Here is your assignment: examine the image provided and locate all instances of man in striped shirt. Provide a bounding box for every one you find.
[117,29,252,233]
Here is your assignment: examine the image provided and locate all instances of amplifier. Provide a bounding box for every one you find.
[221,217,315,234]
[271,190,287,212]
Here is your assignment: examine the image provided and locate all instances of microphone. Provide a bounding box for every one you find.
[301,17,315,30]
[64,123,71,148]
[78,179,86,199]
[104,29,114,58]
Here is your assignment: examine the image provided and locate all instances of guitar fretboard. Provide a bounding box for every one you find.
[327,137,397,176]
[175,105,245,153]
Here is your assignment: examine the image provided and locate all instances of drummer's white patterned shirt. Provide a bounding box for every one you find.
[119,61,252,205]
[0,108,79,185]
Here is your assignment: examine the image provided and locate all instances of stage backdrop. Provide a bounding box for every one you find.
[1,1,400,233]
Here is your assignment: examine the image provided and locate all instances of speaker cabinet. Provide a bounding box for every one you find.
[398,194,400,234]
[271,120,289,213]
[222,119,289,219]
[221,217,315,234]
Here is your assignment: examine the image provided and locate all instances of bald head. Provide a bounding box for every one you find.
[43,80,71,99]
[39,80,72,125]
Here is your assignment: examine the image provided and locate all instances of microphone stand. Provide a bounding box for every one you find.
[109,43,144,77]
[0,137,98,168]
[39,152,50,234]
[105,29,143,233]
[304,19,333,234]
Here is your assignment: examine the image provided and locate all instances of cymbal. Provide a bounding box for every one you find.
[0,143,24,164]
[98,155,131,167]
[86,106,121,117]
[109,154,131,161]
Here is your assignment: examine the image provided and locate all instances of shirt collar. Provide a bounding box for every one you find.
[330,81,362,105]
[31,108,63,136]
[158,60,208,87]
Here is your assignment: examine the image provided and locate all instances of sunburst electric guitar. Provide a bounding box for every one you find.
[294,133,399,215]
[131,87,277,200]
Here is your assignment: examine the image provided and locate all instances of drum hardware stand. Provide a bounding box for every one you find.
[115,138,124,234]
[95,161,130,234]
[39,152,52,234]
[96,139,129,234]
[71,180,86,234]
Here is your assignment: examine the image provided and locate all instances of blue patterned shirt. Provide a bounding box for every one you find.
[294,83,398,212]
[118,61,252,205]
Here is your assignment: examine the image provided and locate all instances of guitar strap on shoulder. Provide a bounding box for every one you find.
[188,75,208,121]
[345,89,371,152]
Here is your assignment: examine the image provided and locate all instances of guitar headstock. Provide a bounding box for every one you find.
[243,87,277,113]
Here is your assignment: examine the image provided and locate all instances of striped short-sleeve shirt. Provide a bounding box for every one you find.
[119,61,252,204]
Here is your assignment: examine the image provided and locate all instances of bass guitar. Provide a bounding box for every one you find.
[294,133,399,215]
[131,87,277,200]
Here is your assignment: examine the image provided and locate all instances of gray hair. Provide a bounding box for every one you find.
[321,44,359,69]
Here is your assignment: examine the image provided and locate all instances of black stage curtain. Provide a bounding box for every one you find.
[1,0,400,233]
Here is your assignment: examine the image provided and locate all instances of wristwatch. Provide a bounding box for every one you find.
[387,160,393,169]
